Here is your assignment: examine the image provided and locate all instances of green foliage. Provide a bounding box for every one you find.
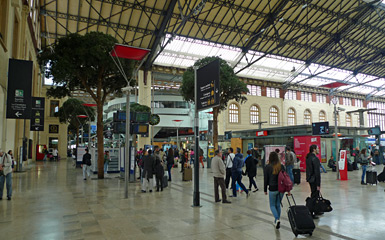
[180,56,248,112]
[123,103,151,113]
[39,32,135,99]
[57,98,95,125]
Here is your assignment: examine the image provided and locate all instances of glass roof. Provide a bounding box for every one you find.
[153,34,385,98]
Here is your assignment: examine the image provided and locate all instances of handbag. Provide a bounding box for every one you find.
[306,192,332,214]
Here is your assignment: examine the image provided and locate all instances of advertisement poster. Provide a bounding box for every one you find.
[339,150,348,180]
[294,136,321,172]
[264,145,286,165]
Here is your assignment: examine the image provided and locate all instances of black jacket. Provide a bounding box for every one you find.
[155,158,164,178]
[306,153,321,187]
[166,153,174,165]
[82,153,91,166]
[264,164,284,192]
[142,155,155,179]
[245,156,257,178]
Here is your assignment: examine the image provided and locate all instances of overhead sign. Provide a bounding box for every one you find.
[30,97,45,131]
[256,131,268,137]
[312,122,329,135]
[196,59,220,111]
[6,59,33,119]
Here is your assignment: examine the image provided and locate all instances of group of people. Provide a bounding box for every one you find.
[211,144,323,230]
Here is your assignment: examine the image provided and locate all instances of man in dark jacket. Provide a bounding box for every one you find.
[306,144,321,217]
[82,149,92,180]
[230,148,249,198]
[142,150,155,193]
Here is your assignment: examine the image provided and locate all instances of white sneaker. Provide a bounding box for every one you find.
[276,220,280,229]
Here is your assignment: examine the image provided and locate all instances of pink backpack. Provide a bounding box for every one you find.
[278,170,293,193]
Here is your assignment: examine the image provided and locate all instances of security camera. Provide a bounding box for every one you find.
[337,107,345,111]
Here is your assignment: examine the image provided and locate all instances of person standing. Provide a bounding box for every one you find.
[166,148,174,181]
[264,151,286,229]
[190,149,195,165]
[199,147,205,168]
[7,150,15,171]
[0,149,13,200]
[306,144,321,218]
[244,150,259,192]
[104,151,110,175]
[230,148,250,198]
[285,147,295,183]
[360,148,370,185]
[212,150,231,204]
[82,149,92,180]
[53,148,58,161]
[155,154,164,192]
[180,149,187,173]
[225,148,235,189]
[142,150,155,193]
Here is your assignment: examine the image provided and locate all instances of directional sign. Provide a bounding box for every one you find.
[30,97,45,131]
[6,59,33,119]
[196,59,220,111]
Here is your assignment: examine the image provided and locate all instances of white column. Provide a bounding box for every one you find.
[138,70,152,148]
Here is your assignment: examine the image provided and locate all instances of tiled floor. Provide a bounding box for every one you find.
[0,159,385,240]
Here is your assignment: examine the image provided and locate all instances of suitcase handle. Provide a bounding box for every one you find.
[286,193,296,207]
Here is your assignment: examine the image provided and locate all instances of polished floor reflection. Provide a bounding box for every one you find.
[0,159,384,240]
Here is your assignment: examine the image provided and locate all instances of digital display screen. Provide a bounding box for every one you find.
[131,124,149,134]
[312,122,329,135]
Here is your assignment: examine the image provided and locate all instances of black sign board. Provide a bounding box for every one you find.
[196,59,220,111]
[49,125,59,134]
[312,122,329,135]
[225,131,232,140]
[30,97,45,131]
[6,59,33,119]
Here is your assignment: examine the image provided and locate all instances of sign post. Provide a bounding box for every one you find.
[30,97,45,131]
[339,150,348,180]
[193,59,220,207]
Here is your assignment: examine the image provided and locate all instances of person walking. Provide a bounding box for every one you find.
[360,148,370,185]
[230,148,250,198]
[104,150,110,175]
[0,149,13,200]
[306,144,321,218]
[155,154,164,192]
[82,148,92,180]
[212,149,231,204]
[166,148,174,181]
[142,150,155,193]
[53,148,58,161]
[285,146,295,183]
[264,151,286,229]
[225,148,235,189]
[244,150,259,192]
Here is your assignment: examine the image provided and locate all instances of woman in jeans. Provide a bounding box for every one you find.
[360,149,370,185]
[264,151,286,229]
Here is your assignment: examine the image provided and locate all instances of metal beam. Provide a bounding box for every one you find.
[144,0,177,70]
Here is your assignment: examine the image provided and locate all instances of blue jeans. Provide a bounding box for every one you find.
[0,173,12,198]
[269,191,284,222]
[320,164,327,173]
[167,164,173,181]
[361,165,367,182]
[232,171,248,196]
[286,165,294,183]
[104,162,109,173]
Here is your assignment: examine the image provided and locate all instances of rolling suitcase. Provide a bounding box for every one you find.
[183,167,192,181]
[287,194,315,237]
[162,175,168,188]
[293,169,301,184]
[378,167,385,182]
[366,169,377,185]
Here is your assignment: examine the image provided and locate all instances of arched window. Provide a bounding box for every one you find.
[250,105,260,124]
[319,111,326,122]
[269,106,279,125]
[288,108,296,126]
[333,112,340,126]
[346,113,352,127]
[229,103,239,123]
[304,109,312,125]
